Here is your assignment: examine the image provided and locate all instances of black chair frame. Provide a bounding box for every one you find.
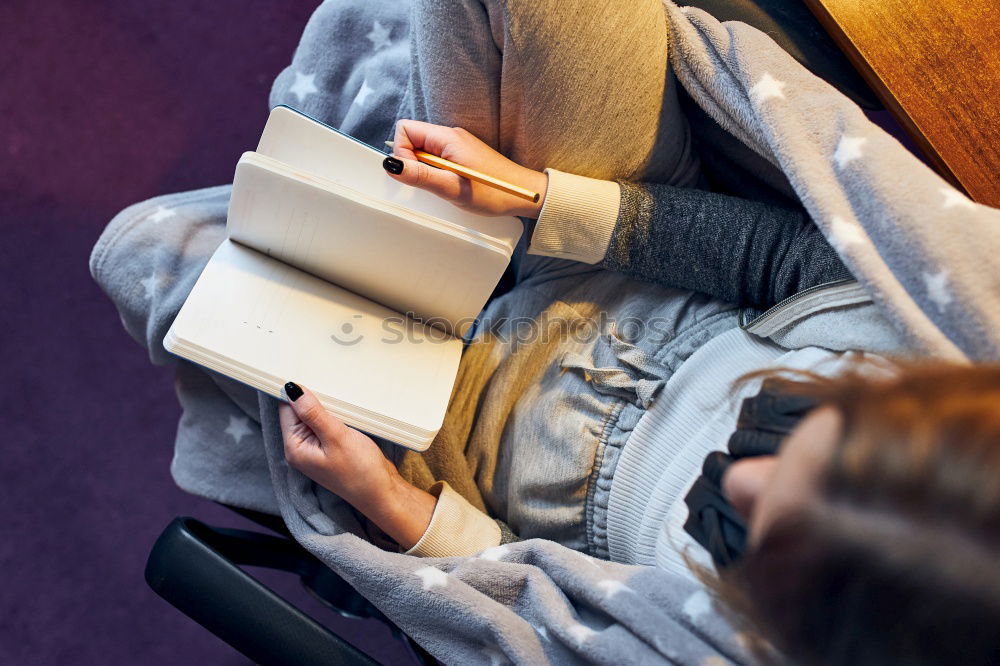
[146,516,435,665]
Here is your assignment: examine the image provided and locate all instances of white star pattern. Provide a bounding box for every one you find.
[147,205,176,223]
[289,71,318,103]
[750,73,786,103]
[566,622,597,646]
[596,579,632,599]
[922,270,954,312]
[140,273,159,300]
[366,20,392,51]
[682,590,712,622]
[940,187,975,210]
[477,544,510,561]
[414,566,448,591]
[224,415,253,443]
[353,79,374,108]
[828,215,866,254]
[833,135,867,169]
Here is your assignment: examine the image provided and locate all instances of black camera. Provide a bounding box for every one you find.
[683,380,818,568]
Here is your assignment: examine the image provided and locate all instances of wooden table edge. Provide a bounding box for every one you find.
[801,0,969,196]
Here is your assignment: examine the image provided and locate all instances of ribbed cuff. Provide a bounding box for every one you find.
[527,168,621,265]
[404,481,502,557]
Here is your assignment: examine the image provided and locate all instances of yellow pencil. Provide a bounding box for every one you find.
[385,141,539,203]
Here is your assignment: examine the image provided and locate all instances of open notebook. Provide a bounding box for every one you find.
[165,106,523,450]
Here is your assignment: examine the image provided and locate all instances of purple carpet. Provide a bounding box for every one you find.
[1,2,412,663]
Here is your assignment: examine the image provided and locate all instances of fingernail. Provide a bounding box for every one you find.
[382,156,403,175]
[284,381,303,402]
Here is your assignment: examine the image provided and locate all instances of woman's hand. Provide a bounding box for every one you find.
[279,382,437,549]
[386,119,548,218]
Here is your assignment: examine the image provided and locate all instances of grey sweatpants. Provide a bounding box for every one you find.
[406,0,699,183]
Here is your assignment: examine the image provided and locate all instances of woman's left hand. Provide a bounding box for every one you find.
[279,382,436,549]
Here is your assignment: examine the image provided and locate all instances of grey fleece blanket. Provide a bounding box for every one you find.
[90,1,1000,663]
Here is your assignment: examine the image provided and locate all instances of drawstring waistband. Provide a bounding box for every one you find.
[561,331,667,408]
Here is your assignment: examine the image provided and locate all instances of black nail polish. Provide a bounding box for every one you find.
[284,381,303,402]
[382,156,403,175]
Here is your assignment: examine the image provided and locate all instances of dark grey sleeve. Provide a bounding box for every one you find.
[495,520,521,545]
[602,182,854,310]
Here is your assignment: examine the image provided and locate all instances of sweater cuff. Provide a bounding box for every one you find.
[527,168,621,265]
[404,481,502,557]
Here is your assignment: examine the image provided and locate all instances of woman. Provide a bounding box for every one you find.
[272,0,1000,660]
[272,0,877,572]
[285,0,887,548]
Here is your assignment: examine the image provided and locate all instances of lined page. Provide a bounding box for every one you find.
[168,239,463,434]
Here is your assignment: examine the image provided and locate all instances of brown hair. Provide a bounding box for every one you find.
[720,364,1000,665]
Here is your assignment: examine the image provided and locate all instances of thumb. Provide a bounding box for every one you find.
[283,381,349,446]
[383,155,466,202]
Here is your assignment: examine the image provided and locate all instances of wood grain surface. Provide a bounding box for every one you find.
[803,0,1000,207]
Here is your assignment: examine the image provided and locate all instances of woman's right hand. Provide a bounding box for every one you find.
[385,119,548,219]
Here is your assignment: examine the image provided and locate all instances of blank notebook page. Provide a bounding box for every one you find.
[255,106,523,254]
[169,239,463,434]
[226,155,508,334]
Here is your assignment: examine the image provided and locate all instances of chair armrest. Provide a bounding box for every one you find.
[145,517,378,666]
